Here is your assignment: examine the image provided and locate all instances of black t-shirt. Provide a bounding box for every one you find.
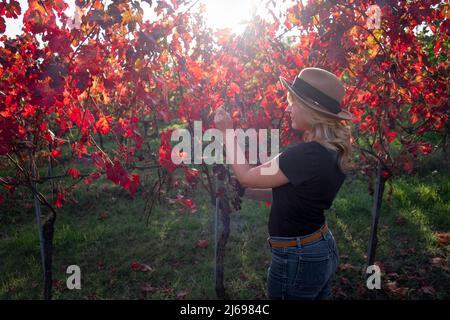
[268,141,346,237]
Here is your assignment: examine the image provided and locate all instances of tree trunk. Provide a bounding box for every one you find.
[213,164,230,300]
[32,159,56,300]
[42,214,56,300]
[367,161,387,267]
[215,197,231,300]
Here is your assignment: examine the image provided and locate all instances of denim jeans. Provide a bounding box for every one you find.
[266,226,340,300]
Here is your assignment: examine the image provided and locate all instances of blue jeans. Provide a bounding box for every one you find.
[266,226,340,300]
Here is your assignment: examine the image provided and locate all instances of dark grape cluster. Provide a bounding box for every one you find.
[213,164,244,211]
[229,175,244,211]
[230,194,242,211]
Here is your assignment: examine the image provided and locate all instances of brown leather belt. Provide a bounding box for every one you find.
[267,224,329,248]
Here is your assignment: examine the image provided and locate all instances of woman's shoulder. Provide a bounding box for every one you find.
[307,140,337,154]
[289,140,326,152]
[289,141,339,163]
[284,140,337,158]
[281,141,322,161]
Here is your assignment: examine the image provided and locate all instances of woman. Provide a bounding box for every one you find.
[214,67,353,300]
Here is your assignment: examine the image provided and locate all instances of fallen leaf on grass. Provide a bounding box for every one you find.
[131,261,153,272]
[356,283,368,297]
[161,287,173,296]
[255,291,265,300]
[373,260,385,270]
[197,239,209,248]
[338,263,356,271]
[398,248,415,257]
[141,283,158,293]
[431,257,443,265]
[386,281,409,298]
[87,292,98,300]
[239,272,248,281]
[175,290,188,300]
[52,279,64,291]
[434,231,450,245]
[246,282,258,290]
[97,261,105,271]
[140,263,153,272]
[395,216,407,226]
[430,256,450,272]
[98,212,109,220]
[333,287,347,298]
[387,272,399,279]
[421,286,436,296]
[131,261,141,271]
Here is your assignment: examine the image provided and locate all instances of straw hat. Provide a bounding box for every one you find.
[279,67,353,121]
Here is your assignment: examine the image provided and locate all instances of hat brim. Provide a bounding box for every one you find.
[279,76,353,121]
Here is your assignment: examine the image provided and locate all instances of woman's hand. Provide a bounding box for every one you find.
[214,106,233,132]
[213,107,289,189]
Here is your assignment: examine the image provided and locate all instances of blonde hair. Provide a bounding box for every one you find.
[286,90,354,174]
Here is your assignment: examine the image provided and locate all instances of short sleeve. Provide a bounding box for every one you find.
[278,143,315,186]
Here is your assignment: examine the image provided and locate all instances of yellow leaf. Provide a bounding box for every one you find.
[312,14,320,25]
[134,58,143,71]
[349,26,359,37]
[441,3,450,19]
[287,12,299,26]
[372,29,384,41]
[122,9,139,25]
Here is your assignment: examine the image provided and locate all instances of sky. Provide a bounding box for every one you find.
[3,0,437,41]
[2,0,301,39]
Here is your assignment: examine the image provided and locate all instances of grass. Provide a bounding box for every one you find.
[0,152,449,300]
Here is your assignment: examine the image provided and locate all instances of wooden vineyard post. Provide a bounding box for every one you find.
[213,164,231,300]
[367,161,387,267]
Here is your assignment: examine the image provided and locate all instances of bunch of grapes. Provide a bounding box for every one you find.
[229,175,244,211]
[213,164,244,211]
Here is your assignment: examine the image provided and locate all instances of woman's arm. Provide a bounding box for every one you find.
[243,188,272,202]
[222,130,288,188]
[214,107,289,189]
